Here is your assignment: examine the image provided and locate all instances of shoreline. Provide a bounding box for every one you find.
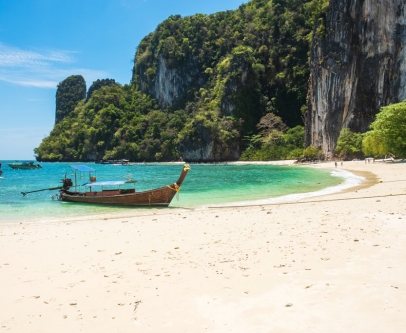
[0,160,350,225]
[1,161,405,332]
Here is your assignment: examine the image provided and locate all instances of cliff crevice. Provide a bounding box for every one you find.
[137,54,206,109]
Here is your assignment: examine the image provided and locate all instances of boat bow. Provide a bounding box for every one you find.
[176,164,191,187]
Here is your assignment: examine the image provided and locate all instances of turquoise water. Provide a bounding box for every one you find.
[0,161,352,223]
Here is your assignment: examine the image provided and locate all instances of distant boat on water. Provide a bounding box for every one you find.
[383,157,404,163]
[96,159,135,165]
[8,161,42,170]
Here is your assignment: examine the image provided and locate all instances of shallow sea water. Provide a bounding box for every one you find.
[0,161,362,223]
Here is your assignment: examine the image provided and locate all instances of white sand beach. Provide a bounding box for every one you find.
[1,161,405,332]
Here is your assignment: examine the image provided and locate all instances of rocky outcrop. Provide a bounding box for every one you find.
[306,0,406,157]
[179,142,240,162]
[55,75,86,124]
[177,121,240,162]
[136,51,252,161]
[221,53,251,117]
[136,55,205,109]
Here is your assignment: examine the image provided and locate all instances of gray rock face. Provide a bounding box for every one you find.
[153,55,182,108]
[306,0,406,156]
[138,55,205,109]
[177,117,240,162]
[136,53,247,161]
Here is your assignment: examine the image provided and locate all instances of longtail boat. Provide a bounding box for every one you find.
[28,164,190,207]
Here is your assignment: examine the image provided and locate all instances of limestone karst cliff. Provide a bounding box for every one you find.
[43,0,402,162]
[55,75,86,124]
[306,0,406,157]
[41,1,315,162]
[132,3,311,161]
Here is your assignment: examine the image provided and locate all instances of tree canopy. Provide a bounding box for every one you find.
[335,128,363,160]
[87,79,117,101]
[35,84,188,162]
[362,100,406,158]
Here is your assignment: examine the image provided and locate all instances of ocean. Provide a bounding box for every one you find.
[0,161,363,224]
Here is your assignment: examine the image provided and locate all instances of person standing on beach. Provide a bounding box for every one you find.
[335,161,337,168]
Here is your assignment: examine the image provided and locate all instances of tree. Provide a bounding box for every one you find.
[362,101,406,157]
[303,145,323,159]
[282,125,304,147]
[86,79,117,101]
[256,113,288,144]
[362,134,386,157]
[334,128,363,160]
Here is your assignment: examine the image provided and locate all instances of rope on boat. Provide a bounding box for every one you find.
[150,189,162,199]
[167,183,181,201]
[167,183,180,192]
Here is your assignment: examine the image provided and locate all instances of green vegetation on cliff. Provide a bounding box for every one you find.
[134,0,326,127]
[36,0,330,162]
[55,75,86,124]
[86,79,117,101]
[35,84,188,161]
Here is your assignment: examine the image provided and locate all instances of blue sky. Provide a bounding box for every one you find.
[0,0,247,160]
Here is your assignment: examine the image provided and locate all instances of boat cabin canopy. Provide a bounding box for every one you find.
[69,165,136,190]
[71,165,96,172]
[83,180,136,187]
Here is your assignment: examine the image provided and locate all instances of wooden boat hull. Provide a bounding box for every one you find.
[60,185,178,206]
[59,164,190,207]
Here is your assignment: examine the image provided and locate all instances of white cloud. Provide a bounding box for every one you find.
[0,76,58,88]
[0,43,109,88]
[0,43,75,68]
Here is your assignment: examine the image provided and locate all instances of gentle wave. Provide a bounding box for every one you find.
[201,168,364,208]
